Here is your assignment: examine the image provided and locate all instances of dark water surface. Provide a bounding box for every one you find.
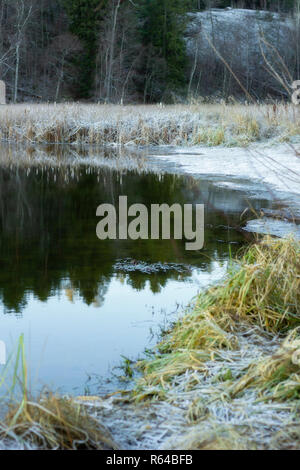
[0,147,274,395]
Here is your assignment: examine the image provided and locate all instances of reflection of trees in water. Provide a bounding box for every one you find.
[64,278,109,308]
[123,269,187,294]
[0,165,254,314]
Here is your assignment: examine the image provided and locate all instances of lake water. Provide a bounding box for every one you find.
[0,145,275,395]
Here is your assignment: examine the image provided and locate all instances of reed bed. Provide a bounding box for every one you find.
[0,103,299,146]
[87,326,298,450]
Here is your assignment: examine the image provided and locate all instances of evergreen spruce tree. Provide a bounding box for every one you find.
[137,0,190,102]
[62,0,108,98]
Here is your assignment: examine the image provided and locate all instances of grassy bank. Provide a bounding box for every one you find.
[135,236,300,387]
[121,235,300,449]
[0,103,299,146]
[1,236,300,450]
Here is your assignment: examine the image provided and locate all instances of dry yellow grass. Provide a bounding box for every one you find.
[166,426,257,450]
[135,236,300,389]
[0,335,119,450]
[0,102,298,146]
[232,327,300,401]
[127,236,300,450]
[2,394,119,450]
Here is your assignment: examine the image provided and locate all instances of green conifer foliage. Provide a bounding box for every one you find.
[61,0,108,98]
[137,0,190,101]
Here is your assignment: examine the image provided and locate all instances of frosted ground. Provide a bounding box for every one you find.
[188,8,294,52]
[77,327,292,450]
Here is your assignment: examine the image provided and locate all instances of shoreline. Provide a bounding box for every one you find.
[82,236,300,450]
[148,142,300,239]
[1,236,299,450]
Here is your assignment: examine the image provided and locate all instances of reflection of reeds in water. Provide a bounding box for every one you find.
[0,103,299,146]
[65,287,74,303]
[0,143,149,173]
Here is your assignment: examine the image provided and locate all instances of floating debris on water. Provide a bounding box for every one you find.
[114,259,191,275]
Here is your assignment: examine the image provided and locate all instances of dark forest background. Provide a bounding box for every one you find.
[0,0,299,103]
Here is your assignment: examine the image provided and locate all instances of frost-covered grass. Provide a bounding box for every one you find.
[135,236,300,388]
[102,236,300,450]
[0,103,299,146]
[34,236,300,451]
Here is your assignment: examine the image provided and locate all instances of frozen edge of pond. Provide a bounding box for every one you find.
[149,143,300,198]
[244,217,300,240]
[148,142,300,237]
